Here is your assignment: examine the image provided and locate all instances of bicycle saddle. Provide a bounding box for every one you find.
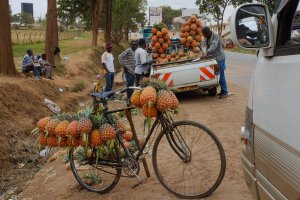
[91,91,114,99]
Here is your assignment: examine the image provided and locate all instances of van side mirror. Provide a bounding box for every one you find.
[230,4,273,50]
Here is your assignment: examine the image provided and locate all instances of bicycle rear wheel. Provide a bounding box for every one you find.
[152,120,226,198]
[69,146,121,193]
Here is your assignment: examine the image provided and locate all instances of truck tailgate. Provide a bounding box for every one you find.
[152,59,218,87]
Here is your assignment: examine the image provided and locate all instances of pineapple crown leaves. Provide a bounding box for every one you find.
[140,78,169,91]
[91,113,106,129]
[79,106,94,118]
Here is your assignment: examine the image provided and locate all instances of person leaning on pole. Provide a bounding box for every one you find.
[101,43,115,92]
[201,27,229,98]
[118,41,138,100]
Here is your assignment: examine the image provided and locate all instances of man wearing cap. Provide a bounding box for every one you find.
[101,43,115,92]
[201,27,229,98]
[118,41,138,100]
[134,38,154,86]
[22,49,42,80]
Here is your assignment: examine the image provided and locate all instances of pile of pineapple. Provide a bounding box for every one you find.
[130,79,179,118]
[180,15,204,53]
[35,107,135,149]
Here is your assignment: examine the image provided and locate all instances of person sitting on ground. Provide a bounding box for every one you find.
[22,49,42,80]
[101,43,115,92]
[134,38,155,86]
[118,40,138,100]
[38,54,55,80]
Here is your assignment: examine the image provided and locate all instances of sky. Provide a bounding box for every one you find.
[9,0,234,23]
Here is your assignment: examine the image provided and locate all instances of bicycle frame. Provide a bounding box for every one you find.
[91,96,192,169]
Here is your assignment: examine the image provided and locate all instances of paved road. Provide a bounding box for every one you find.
[225,51,257,88]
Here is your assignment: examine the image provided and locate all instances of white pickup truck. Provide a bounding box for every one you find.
[150,39,220,95]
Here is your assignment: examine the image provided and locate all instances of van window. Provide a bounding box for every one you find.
[291,5,300,41]
[274,0,300,56]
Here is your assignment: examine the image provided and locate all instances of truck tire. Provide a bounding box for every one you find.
[208,87,217,96]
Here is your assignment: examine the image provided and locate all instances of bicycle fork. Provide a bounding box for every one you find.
[160,115,192,162]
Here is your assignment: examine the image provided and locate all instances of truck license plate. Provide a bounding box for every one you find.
[176,85,198,92]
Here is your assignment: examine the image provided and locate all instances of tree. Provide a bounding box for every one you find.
[105,0,112,43]
[45,0,59,64]
[258,0,276,15]
[196,0,250,37]
[20,12,34,25]
[92,0,103,46]
[162,6,181,29]
[11,14,21,22]
[0,0,17,74]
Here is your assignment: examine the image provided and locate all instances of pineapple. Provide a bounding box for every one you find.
[58,138,69,147]
[123,139,132,149]
[37,117,51,132]
[38,133,47,146]
[168,91,179,110]
[100,123,116,142]
[140,86,157,105]
[130,90,142,107]
[90,129,102,146]
[47,136,58,147]
[55,120,69,137]
[142,103,158,118]
[66,120,80,138]
[157,90,172,111]
[114,119,126,133]
[79,136,90,147]
[78,107,93,146]
[45,118,60,136]
[67,137,80,147]
[123,131,133,142]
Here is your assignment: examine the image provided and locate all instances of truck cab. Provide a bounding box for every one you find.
[230,0,300,199]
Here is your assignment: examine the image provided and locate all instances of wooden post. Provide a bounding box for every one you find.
[125,109,151,177]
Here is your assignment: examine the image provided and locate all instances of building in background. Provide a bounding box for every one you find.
[181,8,200,19]
[149,6,162,26]
[21,2,33,17]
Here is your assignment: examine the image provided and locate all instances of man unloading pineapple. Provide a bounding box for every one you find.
[201,27,229,98]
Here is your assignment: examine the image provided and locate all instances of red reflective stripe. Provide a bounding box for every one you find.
[201,67,215,79]
[162,73,171,82]
[200,75,206,81]
[168,80,174,87]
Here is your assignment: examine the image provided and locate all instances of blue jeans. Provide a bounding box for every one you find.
[125,71,135,99]
[218,60,228,95]
[22,65,42,77]
[105,72,114,92]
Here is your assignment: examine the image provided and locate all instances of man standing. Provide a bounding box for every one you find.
[22,49,42,80]
[201,27,229,98]
[118,41,138,99]
[101,43,115,92]
[134,38,154,86]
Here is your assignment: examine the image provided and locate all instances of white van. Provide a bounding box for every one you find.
[230,0,300,199]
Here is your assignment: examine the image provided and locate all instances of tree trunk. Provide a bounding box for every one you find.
[0,0,17,74]
[92,0,104,46]
[124,27,129,41]
[105,0,112,43]
[45,0,58,64]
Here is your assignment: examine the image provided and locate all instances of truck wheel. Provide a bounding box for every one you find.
[208,87,217,96]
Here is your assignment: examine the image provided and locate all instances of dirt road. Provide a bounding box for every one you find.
[18,82,253,200]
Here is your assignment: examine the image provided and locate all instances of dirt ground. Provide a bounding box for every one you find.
[17,82,254,200]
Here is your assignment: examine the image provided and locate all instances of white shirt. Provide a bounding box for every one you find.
[134,47,149,74]
[101,51,115,72]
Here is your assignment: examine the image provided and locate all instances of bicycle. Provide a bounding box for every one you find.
[69,87,226,199]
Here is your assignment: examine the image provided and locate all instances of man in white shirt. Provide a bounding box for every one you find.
[101,43,115,92]
[134,38,154,86]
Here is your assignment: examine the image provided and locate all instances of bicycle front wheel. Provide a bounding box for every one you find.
[152,120,226,198]
[69,146,121,194]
